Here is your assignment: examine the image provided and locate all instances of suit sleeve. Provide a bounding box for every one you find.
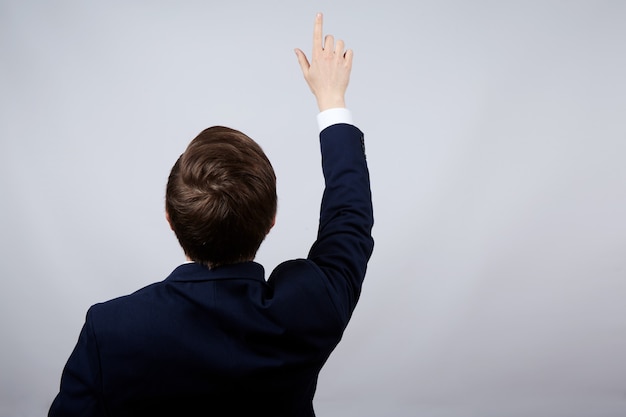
[307,123,374,324]
[49,309,107,417]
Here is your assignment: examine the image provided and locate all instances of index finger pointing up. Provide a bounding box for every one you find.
[313,13,323,54]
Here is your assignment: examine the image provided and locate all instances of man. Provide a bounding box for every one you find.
[49,13,373,417]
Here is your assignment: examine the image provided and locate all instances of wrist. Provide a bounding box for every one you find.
[317,96,346,112]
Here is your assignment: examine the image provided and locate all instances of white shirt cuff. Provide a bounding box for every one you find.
[317,108,353,132]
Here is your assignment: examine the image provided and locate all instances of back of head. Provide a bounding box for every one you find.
[166,126,277,268]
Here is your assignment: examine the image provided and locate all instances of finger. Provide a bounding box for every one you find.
[344,48,354,67]
[313,13,323,54]
[335,39,345,55]
[324,34,334,52]
[294,48,310,74]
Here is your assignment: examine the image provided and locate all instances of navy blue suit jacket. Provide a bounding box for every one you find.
[49,124,374,416]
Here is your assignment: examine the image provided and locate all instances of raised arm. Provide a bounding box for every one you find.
[295,14,374,322]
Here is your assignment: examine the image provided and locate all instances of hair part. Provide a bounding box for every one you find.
[165,126,277,268]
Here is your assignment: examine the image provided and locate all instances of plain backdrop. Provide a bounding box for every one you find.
[1,1,625,416]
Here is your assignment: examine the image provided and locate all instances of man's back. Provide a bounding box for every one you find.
[86,262,341,416]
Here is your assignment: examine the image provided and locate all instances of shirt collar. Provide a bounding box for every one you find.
[165,261,266,283]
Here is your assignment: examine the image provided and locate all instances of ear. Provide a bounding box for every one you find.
[268,215,276,233]
[165,210,174,231]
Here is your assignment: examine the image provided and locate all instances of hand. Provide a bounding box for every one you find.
[295,13,353,112]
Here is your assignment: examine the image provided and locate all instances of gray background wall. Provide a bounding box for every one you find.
[1,1,625,416]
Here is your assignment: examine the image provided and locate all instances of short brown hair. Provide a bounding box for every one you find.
[165,126,277,268]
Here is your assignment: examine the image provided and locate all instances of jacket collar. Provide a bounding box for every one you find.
[165,261,266,283]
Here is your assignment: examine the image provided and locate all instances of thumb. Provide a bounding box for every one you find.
[294,48,310,75]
